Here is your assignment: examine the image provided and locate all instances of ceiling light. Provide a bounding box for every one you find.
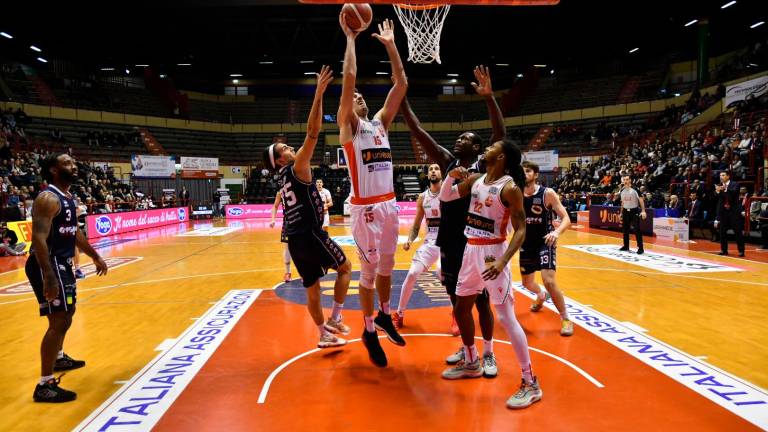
[550,69,555,75]
[450,79,457,83]
[230,73,242,77]
[495,63,509,67]
[684,19,698,27]
[100,67,115,71]
[300,60,314,64]
[159,74,167,78]
[232,79,239,84]
[517,73,524,78]
[379,60,390,63]
[674,93,681,97]
[125,68,130,74]
[259,61,274,65]
[37,57,47,63]
[30,45,42,52]
[750,21,765,29]
[721,1,736,9]
[0,32,12,39]
[177,63,191,66]
[534,64,547,68]
[447,73,459,77]
[304,72,315,75]
[135,64,149,67]
[376,72,388,75]
[629,47,639,53]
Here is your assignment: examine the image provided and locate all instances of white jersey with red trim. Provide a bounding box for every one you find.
[421,188,441,242]
[342,117,394,203]
[464,174,513,241]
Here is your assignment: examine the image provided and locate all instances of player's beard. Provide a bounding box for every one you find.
[59,169,77,184]
[429,177,440,184]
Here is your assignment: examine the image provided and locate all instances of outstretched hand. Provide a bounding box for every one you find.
[315,65,334,94]
[471,65,493,96]
[372,19,396,46]
[339,13,359,39]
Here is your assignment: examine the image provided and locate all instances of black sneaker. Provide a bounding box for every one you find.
[362,329,387,367]
[637,248,644,255]
[619,246,629,251]
[374,311,406,346]
[54,353,86,372]
[33,376,76,403]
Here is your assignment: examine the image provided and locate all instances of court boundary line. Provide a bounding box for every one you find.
[72,289,262,432]
[256,333,604,404]
[512,284,768,430]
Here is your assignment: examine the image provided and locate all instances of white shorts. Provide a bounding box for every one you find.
[456,242,512,305]
[350,199,399,265]
[412,239,440,271]
[322,212,330,228]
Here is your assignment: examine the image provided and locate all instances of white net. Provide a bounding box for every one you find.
[392,3,451,64]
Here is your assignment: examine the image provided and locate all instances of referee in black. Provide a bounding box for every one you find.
[619,175,647,254]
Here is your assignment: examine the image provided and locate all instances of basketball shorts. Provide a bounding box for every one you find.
[519,243,557,275]
[412,239,440,271]
[288,228,347,288]
[26,254,77,316]
[456,242,511,305]
[440,237,467,295]
[350,199,399,265]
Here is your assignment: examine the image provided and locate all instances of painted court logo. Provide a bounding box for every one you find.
[276,270,448,310]
[332,235,414,247]
[0,256,143,295]
[565,245,743,273]
[95,216,113,235]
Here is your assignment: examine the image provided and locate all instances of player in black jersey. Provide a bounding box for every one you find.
[400,66,503,375]
[520,161,573,336]
[27,153,109,403]
[263,67,355,350]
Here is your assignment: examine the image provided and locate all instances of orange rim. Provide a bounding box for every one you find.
[395,3,445,10]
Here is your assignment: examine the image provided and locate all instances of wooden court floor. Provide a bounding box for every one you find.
[0,217,766,431]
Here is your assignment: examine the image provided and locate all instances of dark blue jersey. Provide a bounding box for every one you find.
[278,164,324,235]
[37,185,78,258]
[523,185,554,250]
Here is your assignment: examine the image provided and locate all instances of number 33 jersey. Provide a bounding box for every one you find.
[278,164,325,235]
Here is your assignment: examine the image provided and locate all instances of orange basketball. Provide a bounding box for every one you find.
[340,3,373,33]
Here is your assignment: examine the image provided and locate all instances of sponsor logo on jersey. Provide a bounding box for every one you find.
[361,148,392,164]
[466,213,495,233]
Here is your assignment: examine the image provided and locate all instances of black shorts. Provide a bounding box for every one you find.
[519,243,556,275]
[440,239,467,292]
[25,255,77,316]
[288,228,347,288]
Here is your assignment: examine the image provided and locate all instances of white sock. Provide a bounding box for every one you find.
[483,339,493,355]
[380,301,391,314]
[463,344,479,364]
[331,302,344,321]
[40,375,54,385]
[57,350,64,360]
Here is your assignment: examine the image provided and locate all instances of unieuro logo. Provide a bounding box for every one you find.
[228,207,244,216]
[178,208,186,221]
[95,216,112,235]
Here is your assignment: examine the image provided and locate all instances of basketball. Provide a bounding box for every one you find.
[340,3,373,33]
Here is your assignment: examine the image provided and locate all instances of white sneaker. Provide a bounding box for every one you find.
[317,333,347,349]
[441,360,483,380]
[324,317,351,335]
[482,352,498,378]
[506,377,543,409]
[445,347,464,365]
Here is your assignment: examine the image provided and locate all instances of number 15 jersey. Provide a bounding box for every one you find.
[278,164,324,235]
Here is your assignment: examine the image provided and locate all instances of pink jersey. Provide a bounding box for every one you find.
[464,174,514,244]
[342,118,395,205]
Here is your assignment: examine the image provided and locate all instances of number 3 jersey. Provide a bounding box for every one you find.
[277,164,325,235]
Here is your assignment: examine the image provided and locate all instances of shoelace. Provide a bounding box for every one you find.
[484,354,497,367]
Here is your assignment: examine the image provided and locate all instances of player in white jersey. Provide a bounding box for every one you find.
[439,139,543,410]
[393,163,442,329]
[338,16,408,367]
[316,179,333,231]
[269,192,293,283]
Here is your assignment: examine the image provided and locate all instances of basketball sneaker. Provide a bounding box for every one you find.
[74,269,85,279]
[318,333,347,349]
[560,319,574,336]
[324,317,351,335]
[442,359,483,380]
[530,292,550,312]
[506,377,543,409]
[33,376,76,403]
[362,329,387,367]
[482,352,498,378]
[445,347,464,365]
[374,311,406,346]
[392,311,403,330]
[54,353,85,372]
[283,272,291,283]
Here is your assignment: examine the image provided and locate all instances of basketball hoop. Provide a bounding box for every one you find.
[392,2,451,64]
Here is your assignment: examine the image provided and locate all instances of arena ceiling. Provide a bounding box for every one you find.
[1,0,764,89]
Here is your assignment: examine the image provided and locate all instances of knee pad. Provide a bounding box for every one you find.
[377,253,395,277]
[360,261,377,288]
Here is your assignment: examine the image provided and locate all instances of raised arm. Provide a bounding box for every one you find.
[483,184,525,281]
[439,167,482,202]
[543,188,571,247]
[337,15,359,136]
[294,66,334,182]
[471,65,505,143]
[400,97,452,170]
[373,19,408,130]
[30,192,61,302]
[404,193,425,251]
